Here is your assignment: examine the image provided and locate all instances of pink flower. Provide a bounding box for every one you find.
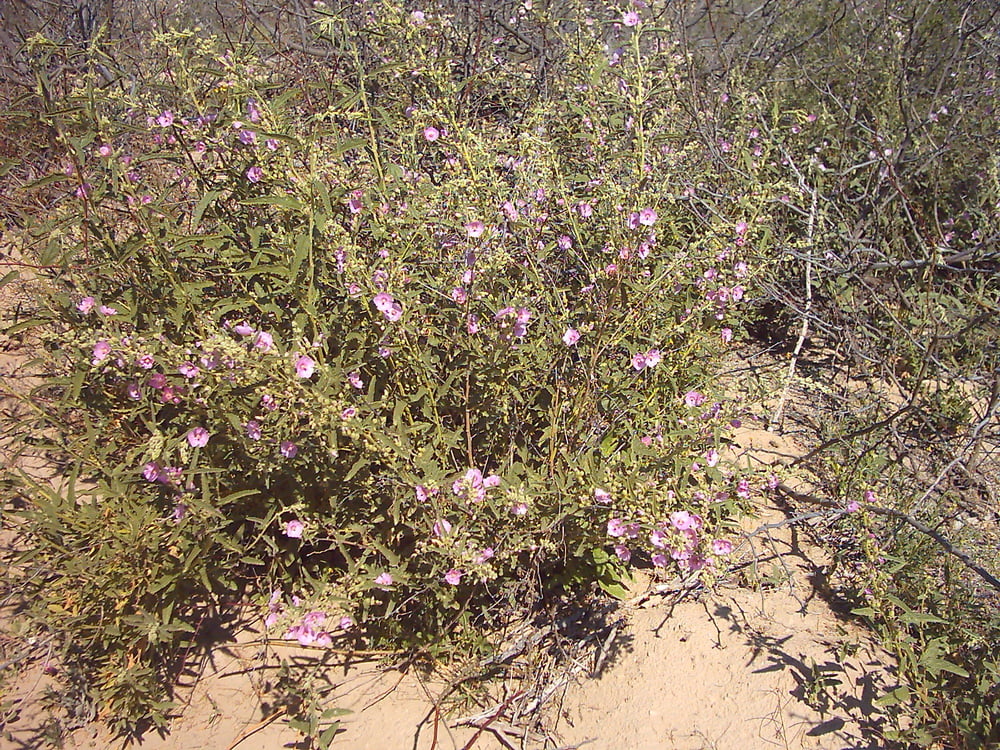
[638,207,657,226]
[295,354,316,378]
[136,353,155,369]
[562,328,581,346]
[339,615,354,630]
[712,538,734,555]
[510,502,529,516]
[863,489,877,504]
[684,390,705,407]
[846,500,861,513]
[451,287,467,304]
[246,420,262,440]
[187,427,210,448]
[280,440,298,458]
[467,315,480,334]
[557,234,573,250]
[77,296,96,313]
[238,129,256,145]
[644,349,661,367]
[178,362,200,378]
[423,126,440,141]
[92,340,112,364]
[348,371,364,389]
[284,519,304,538]
[384,303,403,322]
[650,529,669,548]
[375,572,393,587]
[302,611,327,628]
[474,547,495,564]
[156,110,174,127]
[670,510,702,531]
[341,407,357,420]
[464,220,485,238]
[142,461,163,482]
[577,202,593,218]
[254,331,274,351]
[148,372,167,389]
[721,328,733,343]
[705,449,720,467]
[246,165,263,183]
[607,518,626,537]
[432,518,452,537]
[651,552,668,567]
[622,9,640,26]
[614,544,632,563]
[735,220,748,235]
[234,322,255,336]
[631,352,647,371]
[483,474,501,488]
[736,478,751,499]
[373,292,395,312]
[444,568,463,585]
[594,488,611,504]
[98,144,112,157]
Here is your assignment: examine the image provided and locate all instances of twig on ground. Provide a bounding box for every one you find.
[225,707,286,750]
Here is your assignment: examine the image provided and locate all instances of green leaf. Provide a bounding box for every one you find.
[900,611,947,625]
[874,685,910,707]
[191,189,221,229]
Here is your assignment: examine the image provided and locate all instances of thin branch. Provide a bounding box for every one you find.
[776,483,1000,593]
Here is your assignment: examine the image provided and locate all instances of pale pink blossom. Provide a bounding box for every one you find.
[187,427,209,447]
[607,518,626,537]
[684,390,706,407]
[464,220,485,238]
[92,340,112,363]
[254,331,274,351]
[284,519,304,538]
[594,488,611,504]
[563,328,580,346]
[638,207,657,226]
[295,354,316,378]
[77,296,96,314]
[444,568,463,585]
[712,538,734,555]
[280,440,298,458]
[423,126,440,141]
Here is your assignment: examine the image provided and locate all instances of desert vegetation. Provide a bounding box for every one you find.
[0,1,997,748]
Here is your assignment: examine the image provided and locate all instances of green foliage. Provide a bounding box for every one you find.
[4,3,769,734]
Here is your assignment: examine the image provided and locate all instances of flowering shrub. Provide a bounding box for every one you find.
[6,2,789,732]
